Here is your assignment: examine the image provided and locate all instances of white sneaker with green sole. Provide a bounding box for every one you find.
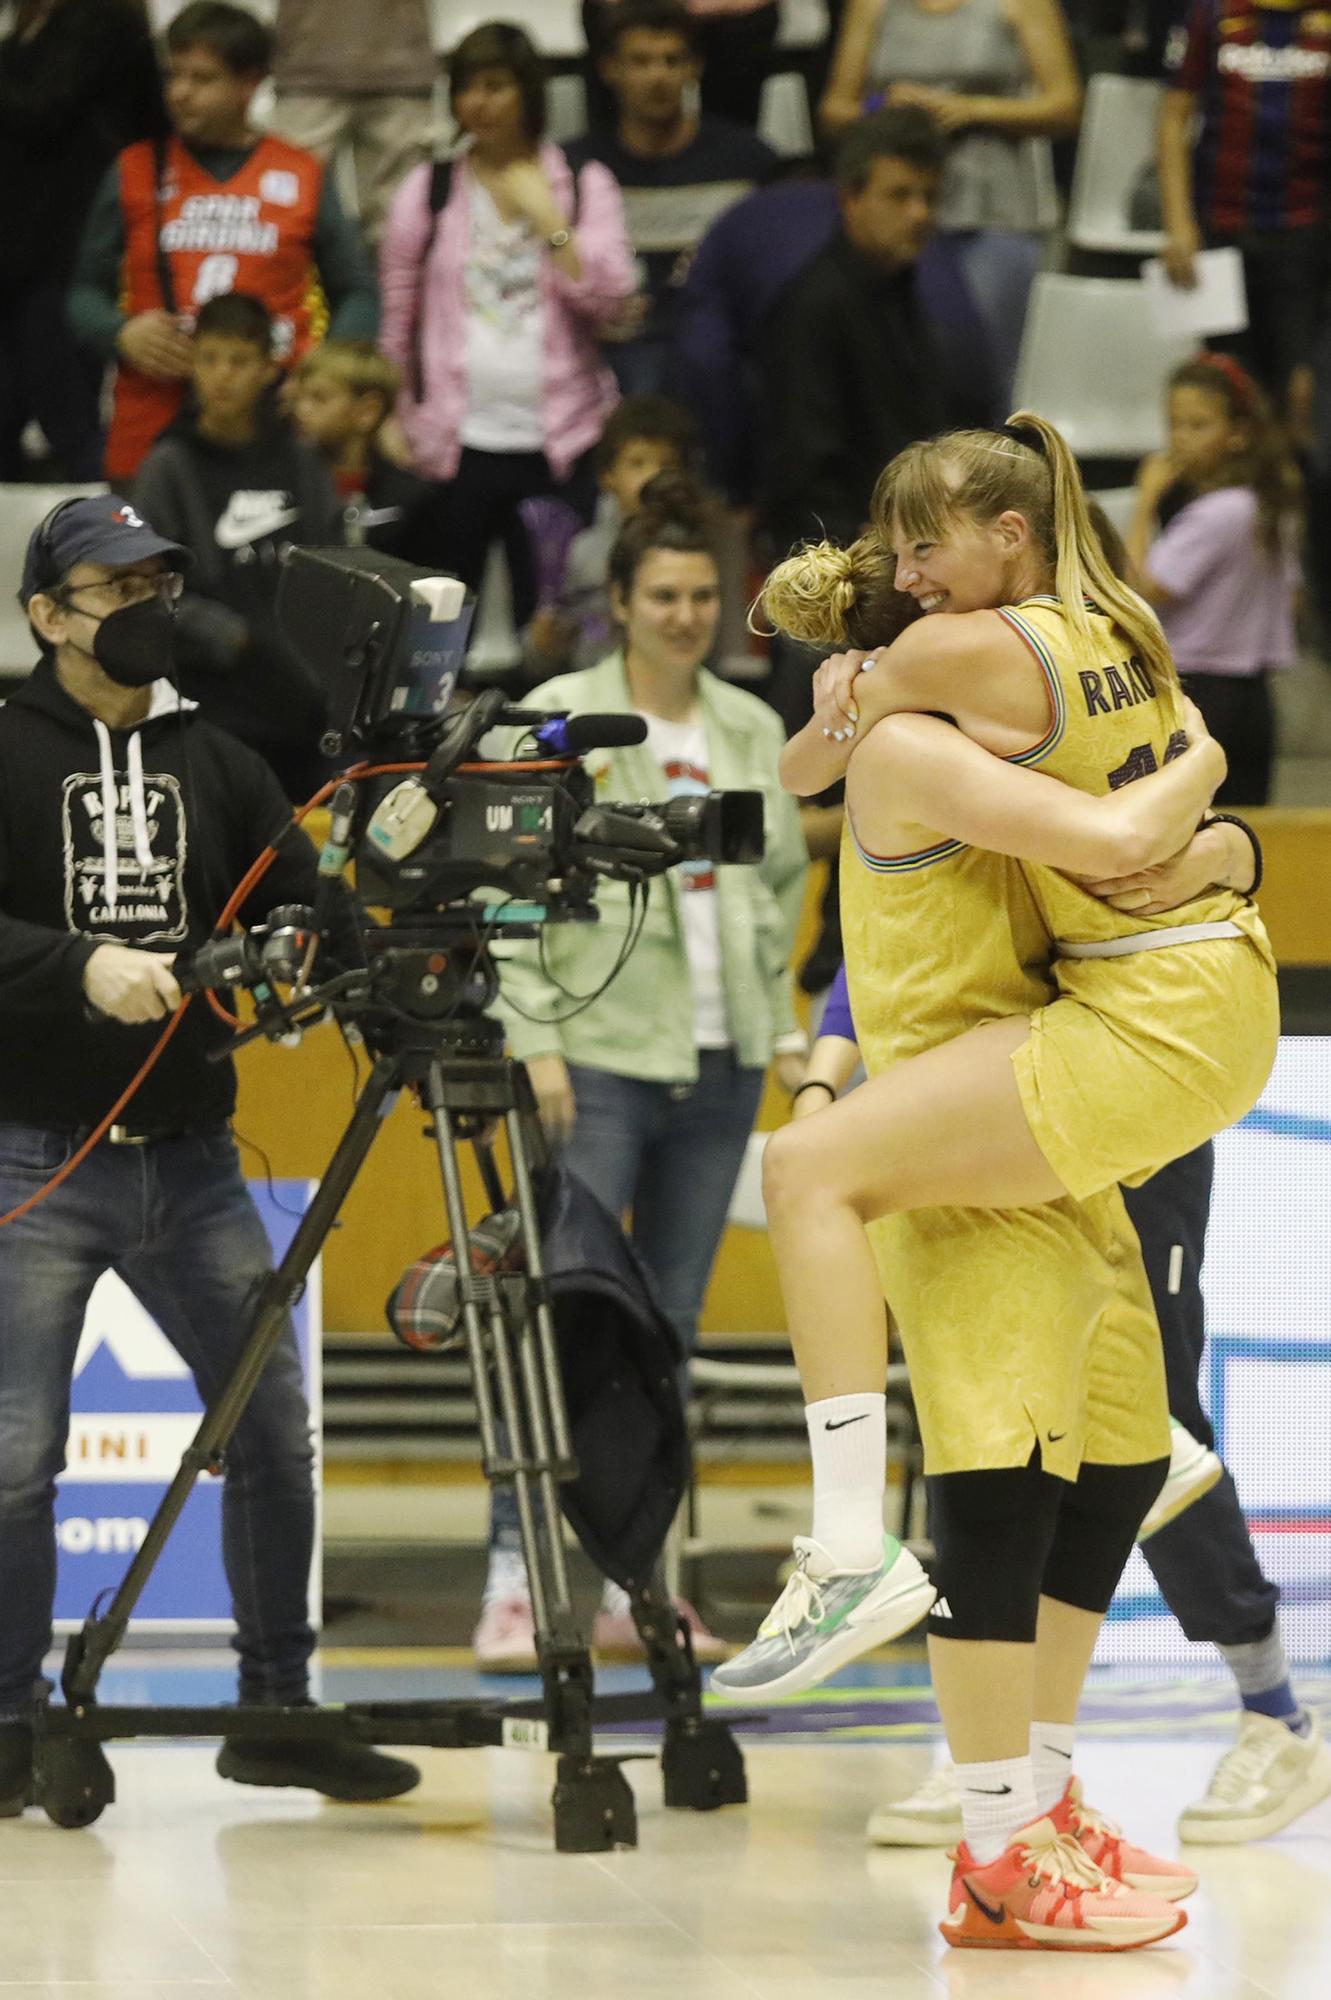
[710,1534,935,1701]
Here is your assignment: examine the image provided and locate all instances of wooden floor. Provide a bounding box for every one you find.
[3,1657,1330,2000]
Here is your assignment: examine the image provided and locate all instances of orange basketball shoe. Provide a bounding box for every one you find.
[1056,1776,1199,1901]
[940,1816,1188,1952]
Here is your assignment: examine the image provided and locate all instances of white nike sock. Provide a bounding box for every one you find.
[957,1754,1041,1864]
[482,1547,530,1607]
[1030,1720,1077,1815]
[804,1392,886,1570]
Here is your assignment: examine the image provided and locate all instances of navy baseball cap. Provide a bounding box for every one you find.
[19,494,192,608]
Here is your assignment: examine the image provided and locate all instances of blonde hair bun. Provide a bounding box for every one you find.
[760,537,877,648]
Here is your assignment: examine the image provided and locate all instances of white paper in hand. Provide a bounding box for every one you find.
[1141,247,1248,340]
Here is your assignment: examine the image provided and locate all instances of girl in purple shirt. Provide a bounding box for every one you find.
[1127,352,1303,805]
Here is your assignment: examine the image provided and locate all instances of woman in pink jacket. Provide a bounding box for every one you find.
[379,22,635,624]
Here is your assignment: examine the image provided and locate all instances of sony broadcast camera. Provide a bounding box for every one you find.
[272,545,765,932]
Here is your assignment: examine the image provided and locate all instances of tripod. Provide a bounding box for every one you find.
[38,980,747,1850]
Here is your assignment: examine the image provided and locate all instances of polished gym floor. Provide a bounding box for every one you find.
[2,1653,1329,2000]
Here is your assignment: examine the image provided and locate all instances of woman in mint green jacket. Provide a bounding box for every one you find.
[474,491,810,1670]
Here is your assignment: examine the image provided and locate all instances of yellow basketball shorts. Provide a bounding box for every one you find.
[1010,935,1279,1203]
[872,1182,1170,1482]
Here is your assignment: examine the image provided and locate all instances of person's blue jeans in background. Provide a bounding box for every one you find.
[0,1123,316,1719]
[490,1051,767,1554]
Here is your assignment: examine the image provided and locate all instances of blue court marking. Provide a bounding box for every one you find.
[1238,1107,1331,1144]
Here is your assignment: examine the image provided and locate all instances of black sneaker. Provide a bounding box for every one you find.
[0,1721,34,1818]
[216,1704,420,1803]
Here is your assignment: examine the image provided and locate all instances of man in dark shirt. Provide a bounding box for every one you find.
[757,107,994,562]
[0,0,165,479]
[0,495,414,1817]
[566,0,778,395]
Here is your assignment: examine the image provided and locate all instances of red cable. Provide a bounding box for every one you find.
[0,759,428,1229]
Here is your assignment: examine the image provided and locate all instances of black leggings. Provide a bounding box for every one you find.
[413,447,598,635]
[925,1451,1169,1643]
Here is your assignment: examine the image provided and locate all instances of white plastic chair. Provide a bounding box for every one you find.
[758,70,814,157]
[776,0,830,50]
[1011,273,1194,461]
[0,482,108,683]
[1067,74,1166,257]
[547,73,589,146]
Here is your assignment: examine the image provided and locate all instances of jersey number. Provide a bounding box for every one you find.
[1106,730,1187,791]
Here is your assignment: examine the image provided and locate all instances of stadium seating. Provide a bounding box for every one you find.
[1012,273,1194,461]
[1066,73,1166,258]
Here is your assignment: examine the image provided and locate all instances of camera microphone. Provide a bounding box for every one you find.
[527,713,648,756]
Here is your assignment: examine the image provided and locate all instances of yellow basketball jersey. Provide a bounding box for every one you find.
[995,595,1267,952]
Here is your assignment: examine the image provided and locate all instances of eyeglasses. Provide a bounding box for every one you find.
[56,572,185,611]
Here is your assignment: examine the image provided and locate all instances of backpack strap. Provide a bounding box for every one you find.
[150,133,179,318]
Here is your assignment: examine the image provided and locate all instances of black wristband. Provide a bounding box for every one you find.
[1205,811,1263,896]
[792,1079,837,1103]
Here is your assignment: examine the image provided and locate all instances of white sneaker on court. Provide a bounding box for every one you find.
[1178,1708,1331,1844]
[1137,1420,1223,1541]
[867,1760,962,1846]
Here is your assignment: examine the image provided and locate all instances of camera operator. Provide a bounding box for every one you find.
[0,495,416,1814]
[477,484,811,1669]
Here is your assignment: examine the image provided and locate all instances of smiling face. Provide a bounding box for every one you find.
[889,509,1036,616]
[614,546,721,676]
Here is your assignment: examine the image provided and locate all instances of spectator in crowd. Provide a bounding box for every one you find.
[68,0,379,485]
[2,493,416,1812]
[378,22,635,634]
[479,488,810,1671]
[0,0,166,480]
[674,135,997,515]
[757,109,997,574]
[268,0,436,246]
[133,291,343,801]
[568,0,779,396]
[527,393,704,677]
[819,0,1081,403]
[1127,352,1302,807]
[583,0,781,129]
[1159,1,1331,438]
[290,338,435,559]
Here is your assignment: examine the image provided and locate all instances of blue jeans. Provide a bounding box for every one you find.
[0,1122,316,1717]
[950,228,1044,412]
[490,1051,766,1553]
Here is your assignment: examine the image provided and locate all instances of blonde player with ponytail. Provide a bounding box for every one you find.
[711,414,1278,1954]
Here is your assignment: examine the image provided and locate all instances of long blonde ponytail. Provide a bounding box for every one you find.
[1010,410,1177,691]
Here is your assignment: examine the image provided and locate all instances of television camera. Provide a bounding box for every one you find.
[41,548,758,1853]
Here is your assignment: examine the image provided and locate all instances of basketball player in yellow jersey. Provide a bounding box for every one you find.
[711,413,1278,1952]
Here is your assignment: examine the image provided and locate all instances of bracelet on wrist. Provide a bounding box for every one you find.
[792,1079,836,1103]
[1204,811,1263,896]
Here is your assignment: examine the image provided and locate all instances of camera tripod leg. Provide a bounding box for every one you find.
[60,1055,404,1707]
[617,1573,749,1812]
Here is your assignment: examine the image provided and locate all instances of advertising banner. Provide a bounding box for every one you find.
[53,1180,321,1634]
[1098,1039,1331,1665]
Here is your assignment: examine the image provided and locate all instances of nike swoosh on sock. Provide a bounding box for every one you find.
[824,1415,869,1431]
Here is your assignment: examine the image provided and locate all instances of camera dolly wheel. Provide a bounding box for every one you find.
[34,1736,115,1829]
[551,1755,638,1852]
[661,1716,748,1812]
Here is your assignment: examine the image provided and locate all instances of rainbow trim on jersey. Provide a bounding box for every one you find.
[849,597,1068,874]
[992,600,1067,767]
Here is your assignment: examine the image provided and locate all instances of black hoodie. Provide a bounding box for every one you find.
[133,411,344,758]
[0,662,323,1129]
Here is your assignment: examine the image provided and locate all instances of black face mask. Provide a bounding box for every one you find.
[87,595,177,688]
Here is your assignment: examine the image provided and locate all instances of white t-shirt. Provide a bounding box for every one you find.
[459,181,545,453]
[642,712,730,1049]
